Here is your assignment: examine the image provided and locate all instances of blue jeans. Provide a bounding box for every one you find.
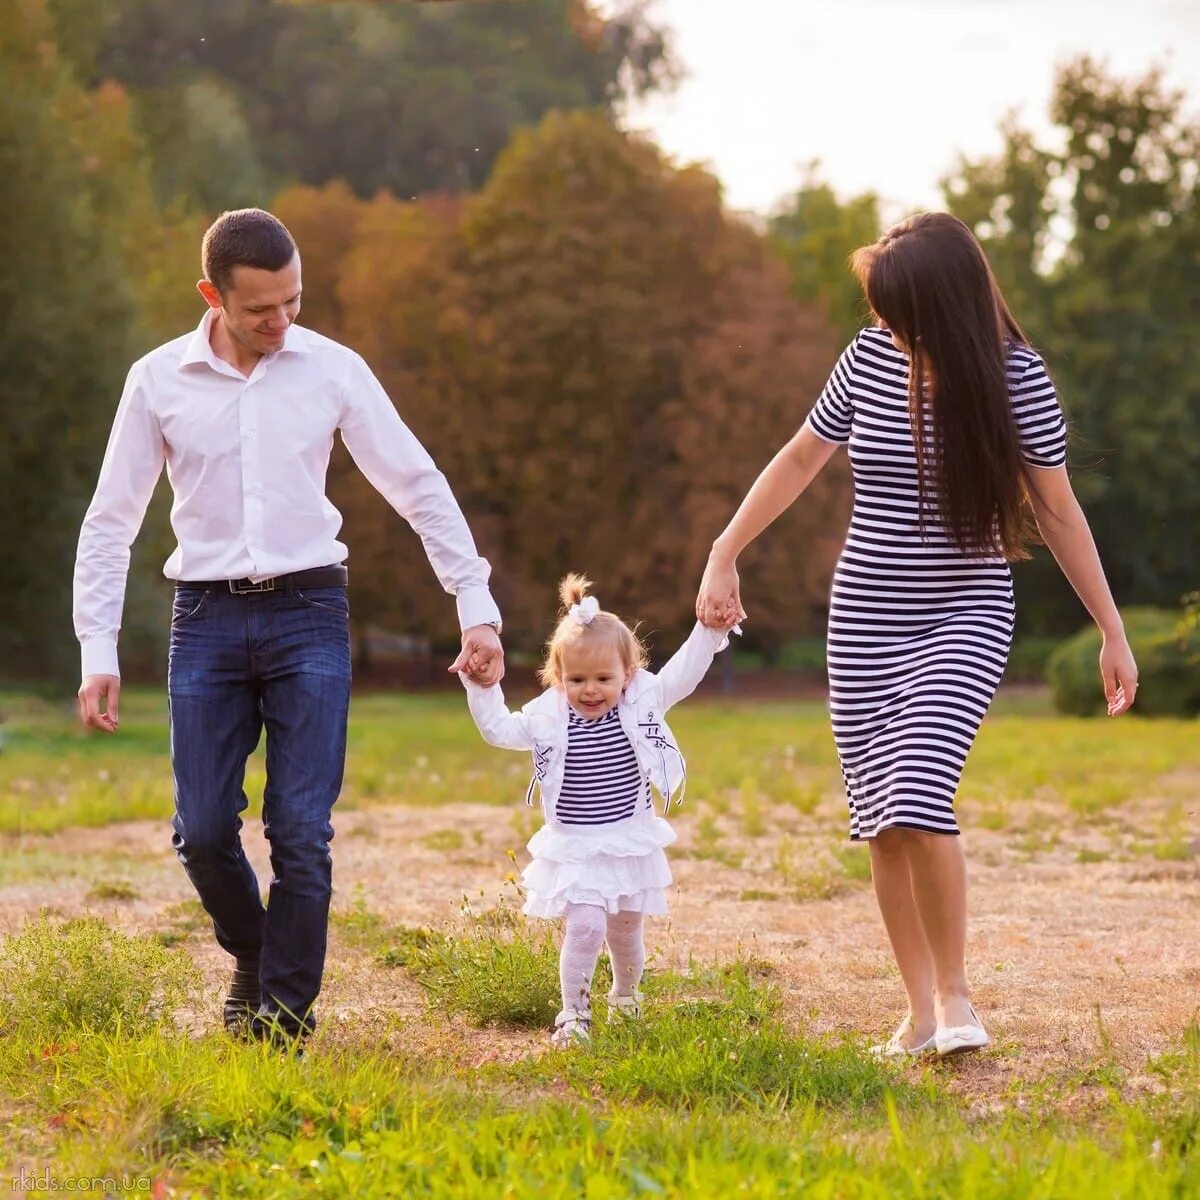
[167,583,351,1036]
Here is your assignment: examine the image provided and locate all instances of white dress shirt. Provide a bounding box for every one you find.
[74,310,501,678]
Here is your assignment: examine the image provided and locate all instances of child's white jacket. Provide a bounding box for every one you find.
[462,621,735,820]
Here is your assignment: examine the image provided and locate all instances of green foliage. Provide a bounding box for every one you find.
[1046,607,1200,716]
[769,168,882,343]
[946,59,1200,631]
[1006,635,1064,682]
[0,914,200,1036]
[50,0,676,211]
[381,900,561,1028]
[515,960,920,1112]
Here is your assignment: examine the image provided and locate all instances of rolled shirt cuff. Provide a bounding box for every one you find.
[456,585,503,634]
[81,637,120,679]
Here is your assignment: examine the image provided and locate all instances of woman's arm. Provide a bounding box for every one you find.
[696,425,840,627]
[1026,466,1139,715]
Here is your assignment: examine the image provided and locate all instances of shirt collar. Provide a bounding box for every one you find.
[178,309,313,373]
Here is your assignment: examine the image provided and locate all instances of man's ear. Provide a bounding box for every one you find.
[196,279,222,309]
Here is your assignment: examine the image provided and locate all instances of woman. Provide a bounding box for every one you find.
[696,212,1138,1057]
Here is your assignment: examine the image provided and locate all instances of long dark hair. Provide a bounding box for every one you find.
[850,212,1037,559]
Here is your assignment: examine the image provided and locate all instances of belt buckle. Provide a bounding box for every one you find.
[229,577,276,594]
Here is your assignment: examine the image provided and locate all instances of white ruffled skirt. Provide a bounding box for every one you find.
[521,810,676,919]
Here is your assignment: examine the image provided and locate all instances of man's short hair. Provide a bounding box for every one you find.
[202,209,297,294]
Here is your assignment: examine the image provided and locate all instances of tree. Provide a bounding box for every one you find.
[50,0,677,214]
[768,168,881,345]
[944,58,1200,632]
[0,0,142,676]
[460,112,846,653]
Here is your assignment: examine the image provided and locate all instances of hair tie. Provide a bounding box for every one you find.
[569,596,600,626]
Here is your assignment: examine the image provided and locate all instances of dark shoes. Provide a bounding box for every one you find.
[222,958,261,1037]
[222,958,312,1056]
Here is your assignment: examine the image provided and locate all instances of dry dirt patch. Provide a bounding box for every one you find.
[1,799,1197,1104]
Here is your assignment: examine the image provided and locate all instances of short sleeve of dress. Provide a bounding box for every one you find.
[1010,352,1068,468]
[805,334,860,445]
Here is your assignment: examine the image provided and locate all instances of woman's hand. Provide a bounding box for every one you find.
[1099,632,1138,716]
[696,550,746,630]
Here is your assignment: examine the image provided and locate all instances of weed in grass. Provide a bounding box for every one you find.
[1,914,200,1035]
[690,813,745,868]
[420,828,466,852]
[738,779,767,838]
[974,801,1011,832]
[509,806,540,845]
[739,889,778,902]
[773,777,824,816]
[1014,827,1061,857]
[1065,778,1137,817]
[1077,848,1111,864]
[832,842,872,883]
[518,960,925,1113]
[379,893,559,1029]
[85,879,139,901]
[331,887,390,950]
[152,898,210,947]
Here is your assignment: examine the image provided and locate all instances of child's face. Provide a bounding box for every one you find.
[561,643,632,719]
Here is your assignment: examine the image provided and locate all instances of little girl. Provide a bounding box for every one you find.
[460,574,735,1046]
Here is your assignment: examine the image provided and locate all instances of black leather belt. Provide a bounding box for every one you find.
[174,564,348,594]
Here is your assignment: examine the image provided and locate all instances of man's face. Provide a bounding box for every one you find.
[209,255,303,357]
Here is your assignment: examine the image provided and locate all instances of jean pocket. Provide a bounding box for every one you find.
[171,588,209,625]
[295,587,349,614]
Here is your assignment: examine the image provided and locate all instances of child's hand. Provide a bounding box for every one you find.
[450,625,505,686]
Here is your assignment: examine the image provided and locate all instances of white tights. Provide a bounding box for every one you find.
[558,903,645,1017]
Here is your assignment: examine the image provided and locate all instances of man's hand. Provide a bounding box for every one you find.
[449,625,505,687]
[78,674,121,733]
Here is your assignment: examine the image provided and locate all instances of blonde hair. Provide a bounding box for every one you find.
[538,573,648,688]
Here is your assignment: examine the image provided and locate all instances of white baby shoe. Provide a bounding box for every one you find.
[550,1008,592,1048]
[607,990,644,1020]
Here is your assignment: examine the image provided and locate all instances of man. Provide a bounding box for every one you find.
[74,208,503,1045]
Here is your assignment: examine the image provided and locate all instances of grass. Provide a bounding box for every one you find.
[2,687,1199,1194]
[0,917,1198,1196]
[3,687,1196,843]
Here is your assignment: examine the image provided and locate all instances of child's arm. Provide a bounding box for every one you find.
[655,621,738,711]
[461,677,536,750]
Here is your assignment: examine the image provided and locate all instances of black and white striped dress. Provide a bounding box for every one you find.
[805,326,1067,839]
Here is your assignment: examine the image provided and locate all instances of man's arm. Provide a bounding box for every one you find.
[337,353,504,684]
[73,362,166,731]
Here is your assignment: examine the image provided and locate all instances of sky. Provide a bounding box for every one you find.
[606,0,1200,220]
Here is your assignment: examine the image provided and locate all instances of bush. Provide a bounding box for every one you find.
[1006,636,1064,682]
[1,914,201,1035]
[1046,608,1200,717]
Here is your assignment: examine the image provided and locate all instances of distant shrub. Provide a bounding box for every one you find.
[1005,636,1063,682]
[1046,608,1200,716]
[1,914,200,1035]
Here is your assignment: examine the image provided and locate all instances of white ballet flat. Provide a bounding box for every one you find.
[935,1005,990,1057]
[870,1029,937,1059]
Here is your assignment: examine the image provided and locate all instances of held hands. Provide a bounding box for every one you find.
[696,550,747,631]
[78,674,121,733]
[1100,632,1138,716]
[450,624,505,687]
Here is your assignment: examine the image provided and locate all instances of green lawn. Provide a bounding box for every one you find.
[1,687,1197,1195]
